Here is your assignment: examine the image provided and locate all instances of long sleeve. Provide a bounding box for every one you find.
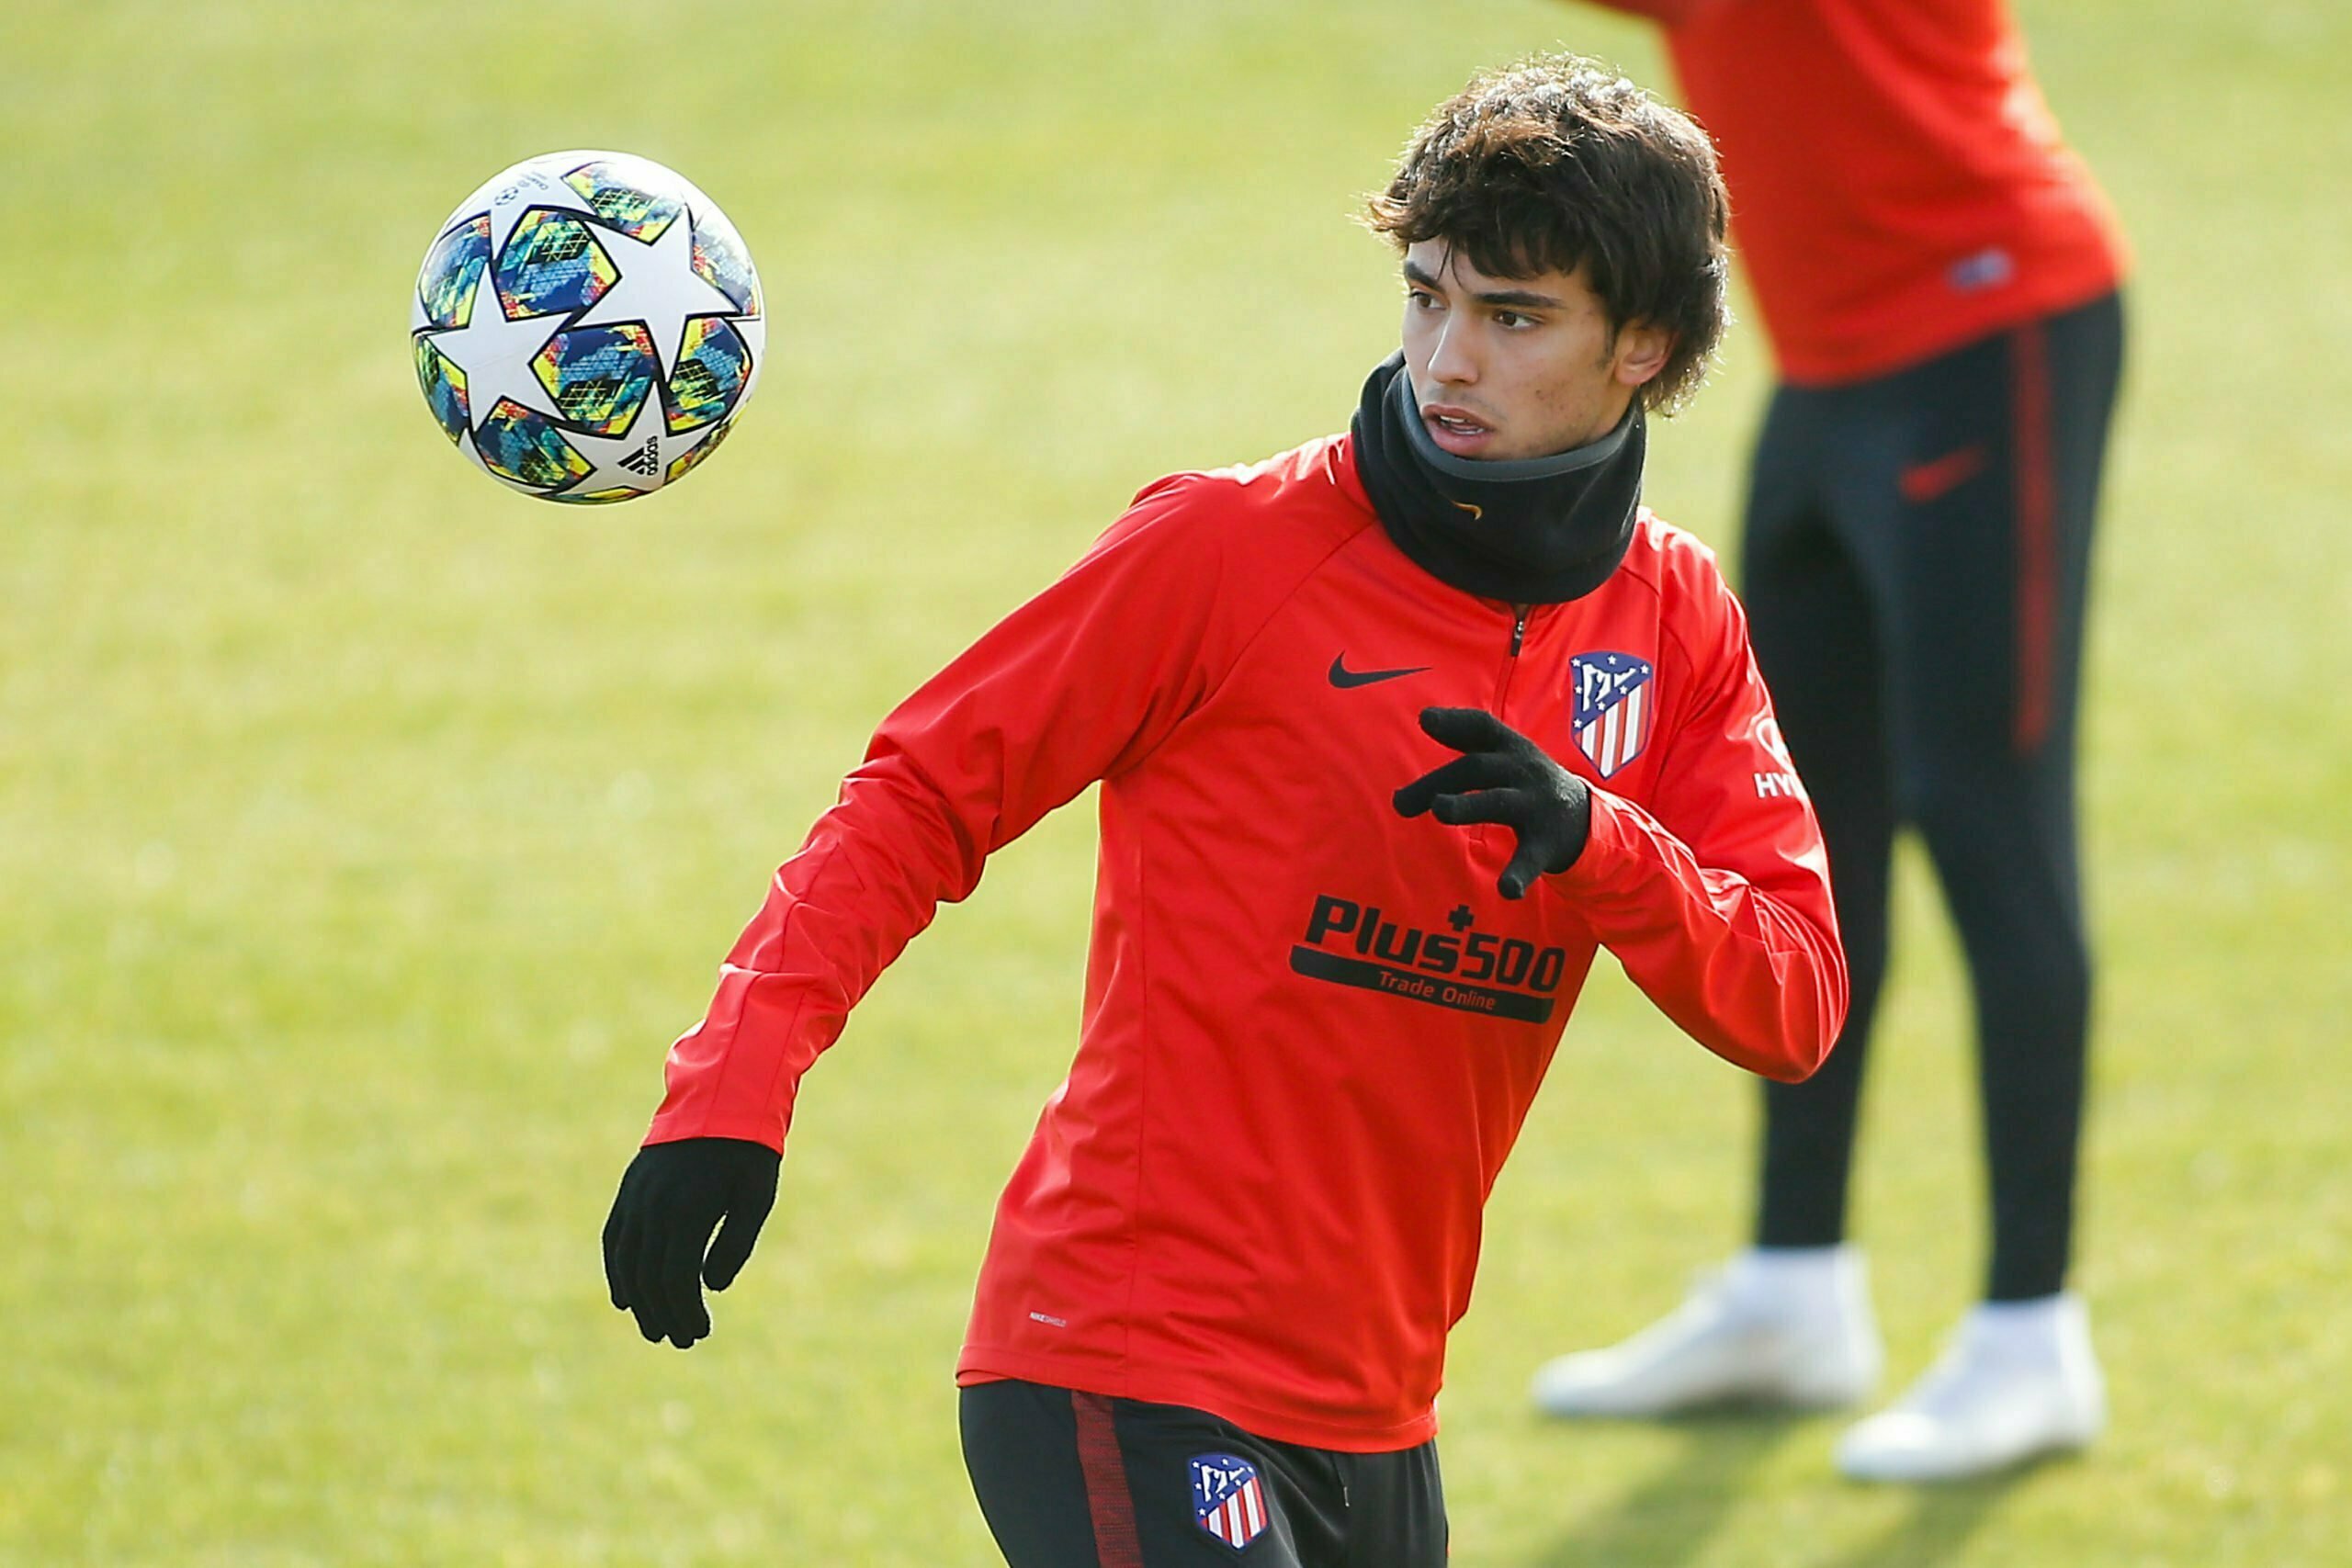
[644,479,1250,1149]
[1544,574,1848,1081]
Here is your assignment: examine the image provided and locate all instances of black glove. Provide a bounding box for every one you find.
[602,1136,780,1348]
[1393,706,1592,899]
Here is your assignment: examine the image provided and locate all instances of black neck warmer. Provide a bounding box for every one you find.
[1350,352,1644,605]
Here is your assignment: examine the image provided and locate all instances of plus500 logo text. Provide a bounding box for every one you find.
[1290,895,1569,1022]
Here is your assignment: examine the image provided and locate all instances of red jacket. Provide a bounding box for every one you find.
[646,434,1846,1450]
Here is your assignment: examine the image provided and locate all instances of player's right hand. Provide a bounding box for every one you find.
[602,1135,780,1348]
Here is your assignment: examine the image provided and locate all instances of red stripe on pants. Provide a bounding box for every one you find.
[1071,1392,1145,1568]
[2010,321,2055,752]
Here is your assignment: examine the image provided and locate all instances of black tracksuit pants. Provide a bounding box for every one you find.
[962,1380,1445,1567]
[1739,290,2125,1302]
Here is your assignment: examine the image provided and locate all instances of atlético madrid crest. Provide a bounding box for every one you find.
[1570,650,1656,779]
[1190,1453,1271,1551]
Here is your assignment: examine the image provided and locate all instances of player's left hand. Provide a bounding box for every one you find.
[1394,706,1592,898]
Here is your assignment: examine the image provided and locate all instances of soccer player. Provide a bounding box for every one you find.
[1528,0,2127,1483]
[603,57,1847,1566]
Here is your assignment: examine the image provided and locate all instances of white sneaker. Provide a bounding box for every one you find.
[1836,1293,2106,1483]
[1531,1247,1883,1417]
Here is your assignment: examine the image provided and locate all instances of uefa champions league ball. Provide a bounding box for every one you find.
[410,151,763,503]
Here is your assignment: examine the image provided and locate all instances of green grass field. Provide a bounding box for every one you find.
[5,1,2348,1562]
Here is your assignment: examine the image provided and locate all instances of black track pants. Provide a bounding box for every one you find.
[1738,291,2124,1302]
[960,1380,1446,1567]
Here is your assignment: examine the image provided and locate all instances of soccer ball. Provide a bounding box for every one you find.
[410,151,763,503]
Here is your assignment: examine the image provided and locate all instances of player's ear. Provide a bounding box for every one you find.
[1611,321,1675,391]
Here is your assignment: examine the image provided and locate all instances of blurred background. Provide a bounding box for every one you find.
[3,1,2346,1562]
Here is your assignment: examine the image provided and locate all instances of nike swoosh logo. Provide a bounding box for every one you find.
[1898,444,1987,505]
[1329,654,1431,689]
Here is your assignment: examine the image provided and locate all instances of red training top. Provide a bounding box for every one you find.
[646,436,1847,1450]
[1600,0,2126,384]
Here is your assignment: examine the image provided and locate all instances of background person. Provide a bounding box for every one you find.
[1529,0,2128,1483]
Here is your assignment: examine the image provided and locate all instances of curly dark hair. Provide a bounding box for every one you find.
[1366,55,1731,413]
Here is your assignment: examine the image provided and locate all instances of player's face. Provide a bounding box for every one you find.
[1399,241,1671,462]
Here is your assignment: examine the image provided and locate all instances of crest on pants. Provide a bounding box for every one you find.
[1190,1453,1270,1551]
[1570,650,1655,778]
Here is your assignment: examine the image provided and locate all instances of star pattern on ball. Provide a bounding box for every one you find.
[572,209,749,379]
[421,276,568,434]
[413,152,764,503]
